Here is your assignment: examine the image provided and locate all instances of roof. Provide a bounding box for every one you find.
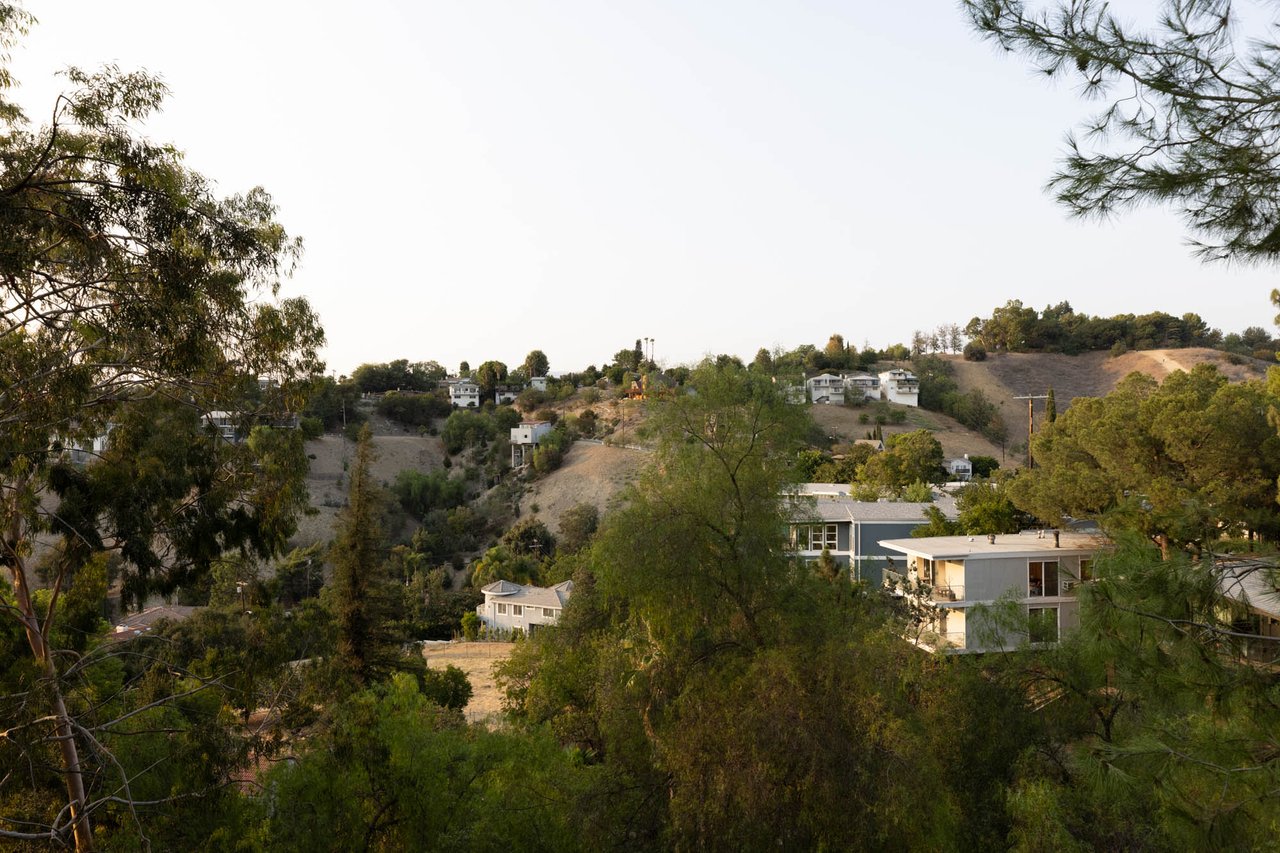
[1218,558,1280,619]
[481,579,574,608]
[879,531,1108,560]
[109,605,199,641]
[785,494,959,524]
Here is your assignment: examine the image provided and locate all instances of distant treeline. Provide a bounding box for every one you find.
[957,300,1277,359]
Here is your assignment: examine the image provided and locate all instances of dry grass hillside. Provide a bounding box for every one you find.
[290,404,448,551]
[807,403,1006,462]
[518,442,648,535]
[948,348,1271,449]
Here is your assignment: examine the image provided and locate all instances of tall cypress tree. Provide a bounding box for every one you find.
[1046,387,1057,424]
[330,425,401,688]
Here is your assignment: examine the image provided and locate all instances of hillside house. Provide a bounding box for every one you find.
[1217,557,1280,663]
[448,378,481,408]
[494,385,520,405]
[878,369,919,406]
[477,580,573,635]
[510,420,554,467]
[786,491,958,584]
[947,456,974,482]
[843,372,881,402]
[879,531,1107,653]
[805,373,846,405]
[530,376,549,392]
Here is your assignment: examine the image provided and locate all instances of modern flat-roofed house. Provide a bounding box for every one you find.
[843,372,881,402]
[878,369,919,406]
[477,579,573,635]
[510,420,554,467]
[879,531,1107,653]
[494,385,520,405]
[448,378,481,408]
[805,373,846,405]
[786,492,958,585]
[530,376,549,392]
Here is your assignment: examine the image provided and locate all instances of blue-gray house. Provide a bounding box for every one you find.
[785,487,958,585]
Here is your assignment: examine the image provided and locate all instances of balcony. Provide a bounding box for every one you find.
[930,584,965,602]
[912,630,967,652]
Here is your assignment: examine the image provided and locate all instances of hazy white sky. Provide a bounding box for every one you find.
[8,1,1279,374]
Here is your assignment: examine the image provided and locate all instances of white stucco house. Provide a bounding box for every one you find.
[448,378,481,408]
[530,376,549,392]
[510,420,554,467]
[805,373,846,405]
[494,385,520,405]
[880,531,1107,653]
[842,372,881,402]
[477,579,573,635]
[947,456,974,482]
[878,369,919,407]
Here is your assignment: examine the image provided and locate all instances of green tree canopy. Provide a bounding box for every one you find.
[1010,365,1280,553]
[965,0,1280,264]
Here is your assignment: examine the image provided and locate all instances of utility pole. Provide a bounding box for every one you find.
[1012,394,1049,469]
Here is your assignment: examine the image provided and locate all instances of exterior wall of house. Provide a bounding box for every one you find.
[853,521,926,585]
[478,598,564,634]
[449,384,480,408]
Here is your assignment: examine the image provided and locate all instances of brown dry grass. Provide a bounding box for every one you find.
[421,640,515,724]
[948,347,1269,448]
[806,402,1006,462]
[519,442,647,533]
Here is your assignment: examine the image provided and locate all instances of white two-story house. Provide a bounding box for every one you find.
[843,372,881,402]
[880,531,1106,653]
[477,579,573,635]
[510,420,553,467]
[448,378,481,408]
[805,373,846,405]
[878,369,919,407]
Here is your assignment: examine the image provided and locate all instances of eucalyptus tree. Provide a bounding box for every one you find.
[0,5,323,847]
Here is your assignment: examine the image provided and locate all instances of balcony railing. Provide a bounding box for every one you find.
[913,630,967,652]
[930,585,965,602]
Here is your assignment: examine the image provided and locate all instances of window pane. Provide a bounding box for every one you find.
[1029,562,1044,597]
[1044,561,1059,596]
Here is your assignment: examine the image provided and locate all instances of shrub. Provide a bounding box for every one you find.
[420,664,473,710]
[581,387,600,404]
[858,412,870,425]
[962,341,987,361]
[461,611,480,640]
[1109,340,1130,357]
[889,409,907,424]
[299,416,324,440]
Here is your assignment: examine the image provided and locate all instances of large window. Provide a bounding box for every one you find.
[496,603,507,615]
[792,524,838,551]
[1028,561,1059,597]
[1028,607,1060,643]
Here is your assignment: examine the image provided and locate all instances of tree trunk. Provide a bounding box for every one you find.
[8,559,94,851]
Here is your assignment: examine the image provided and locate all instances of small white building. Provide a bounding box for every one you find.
[805,373,846,405]
[448,378,481,408]
[530,376,549,392]
[494,386,520,405]
[947,456,973,482]
[880,531,1107,653]
[843,372,881,402]
[477,579,573,635]
[878,369,919,407]
[510,420,554,467]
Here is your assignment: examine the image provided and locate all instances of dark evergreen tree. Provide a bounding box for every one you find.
[329,426,402,688]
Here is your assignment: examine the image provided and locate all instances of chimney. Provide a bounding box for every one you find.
[987,534,996,545]
[1054,530,1060,548]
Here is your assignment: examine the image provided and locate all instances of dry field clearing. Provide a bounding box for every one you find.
[421,640,516,723]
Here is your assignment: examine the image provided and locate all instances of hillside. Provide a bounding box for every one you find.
[518,441,648,535]
[948,347,1271,449]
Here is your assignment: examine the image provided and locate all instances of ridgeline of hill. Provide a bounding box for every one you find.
[291,347,1274,554]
